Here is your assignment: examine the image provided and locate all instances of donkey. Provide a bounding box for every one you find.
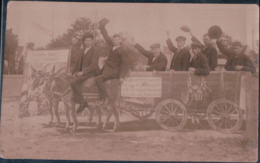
[30,65,78,132]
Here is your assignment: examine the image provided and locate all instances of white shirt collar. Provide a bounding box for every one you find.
[84,46,92,54]
[113,45,120,51]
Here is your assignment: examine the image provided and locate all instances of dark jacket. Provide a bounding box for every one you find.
[100,26,129,78]
[225,53,256,74]
[191,36,218,71]
[166,39,191,71]
[78,46,99,77]
[134,44,167,71]
[190,53,210,76]
[70,44,82,74]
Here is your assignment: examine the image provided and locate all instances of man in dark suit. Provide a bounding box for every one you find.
[225,41,256,74]
[134,42,167,71]
[166,32,191,71]
[95,18,130,106]
[190,33,218,71]
[70,33,99,113]
[189,42,210,76]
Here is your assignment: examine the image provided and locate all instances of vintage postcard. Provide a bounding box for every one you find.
[0,1,259,162]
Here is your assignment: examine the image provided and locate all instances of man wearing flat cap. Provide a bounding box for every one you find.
[189,42,210,76]
[70,32,100,113]
[224,41,256,74]
[166,31,191,71]
[132,40,167,71]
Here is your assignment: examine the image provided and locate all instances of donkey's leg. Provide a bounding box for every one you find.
[68,99,78,132]
[107,103,119,132]
[48,100,54,124]
[112,107,120,132]
[103,105,113,129]
[63,103,70,131]
[87,105,94,125]
[96,105,103,130]
[53,99,61,125]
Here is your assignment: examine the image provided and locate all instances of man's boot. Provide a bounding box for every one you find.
[76,100,88,114]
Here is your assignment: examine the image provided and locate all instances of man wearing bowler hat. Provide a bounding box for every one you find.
[70,32,100,113]
[133,41,167,71]
[166,31,191,71]
[224,41,256,74]
[189,42,210,76]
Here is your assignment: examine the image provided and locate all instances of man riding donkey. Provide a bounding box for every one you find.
[70,18,130,131]
[95,18,130,130]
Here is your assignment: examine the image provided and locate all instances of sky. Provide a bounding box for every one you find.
[6,2,259,49]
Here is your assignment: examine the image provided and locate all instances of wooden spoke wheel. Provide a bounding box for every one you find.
[207,99,242,133]
[156,99,187,131]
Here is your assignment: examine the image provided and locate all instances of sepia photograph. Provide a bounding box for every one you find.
[0,1,259,162]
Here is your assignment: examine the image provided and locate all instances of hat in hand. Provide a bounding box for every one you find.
[99,18,109,27]
[208,25,223,39]
[180,25,190,32]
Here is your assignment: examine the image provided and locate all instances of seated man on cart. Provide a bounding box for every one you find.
[189,42,210,76]
[132,40,167,71]
[224,41,256,74]
[166,31,191,71]
[95,18,130,107]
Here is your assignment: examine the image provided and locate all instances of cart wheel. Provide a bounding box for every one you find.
[207,99,242,133]
[156,99,187,131]
[130,107,154,120]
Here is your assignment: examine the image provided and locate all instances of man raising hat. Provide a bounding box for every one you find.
[224,41,256,74]
[132,39,167,71]
[95,18,130,107]
[189,42,210,76]
[166,31,191,71]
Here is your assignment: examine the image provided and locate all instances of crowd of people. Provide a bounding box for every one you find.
[67,18,258,113]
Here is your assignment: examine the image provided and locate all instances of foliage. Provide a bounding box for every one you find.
[4,28,19,74]
[46,17,99,49]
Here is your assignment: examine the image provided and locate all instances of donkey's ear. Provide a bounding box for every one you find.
[42,64,51,72]
[30,65,37,73]
[51,65,55,73]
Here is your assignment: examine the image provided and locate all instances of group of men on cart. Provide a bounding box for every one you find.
[67,18,256,113]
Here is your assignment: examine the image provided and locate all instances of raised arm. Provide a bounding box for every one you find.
[166,39,178,54]
[134,43,153,58]
[216,40,233,58]
[99,26,114,47]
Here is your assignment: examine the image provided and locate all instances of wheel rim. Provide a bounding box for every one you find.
[208,99,242,133]
[156,99,187,131]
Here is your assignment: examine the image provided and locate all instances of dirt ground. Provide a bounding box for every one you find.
[0,75,258,162]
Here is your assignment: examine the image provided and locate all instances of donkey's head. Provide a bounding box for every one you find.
[30,64,50,91]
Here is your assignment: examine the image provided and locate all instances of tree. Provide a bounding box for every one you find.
[46,17,100,49]
[4,28,19,74]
